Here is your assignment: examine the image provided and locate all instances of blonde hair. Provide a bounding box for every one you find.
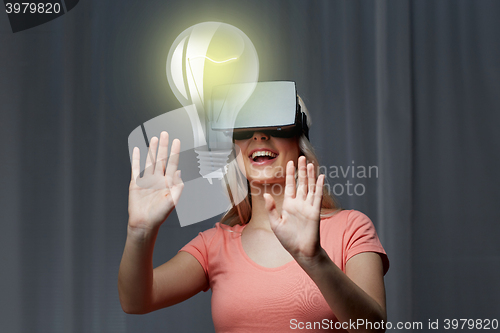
[220,96,341,227]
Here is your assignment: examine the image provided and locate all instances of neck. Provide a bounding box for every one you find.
[246,182,285,231]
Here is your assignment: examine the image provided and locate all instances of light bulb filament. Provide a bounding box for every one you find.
[188,56,238,64]
[187,56,238,111]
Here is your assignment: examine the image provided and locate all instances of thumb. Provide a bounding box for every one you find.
[263,193,281,229]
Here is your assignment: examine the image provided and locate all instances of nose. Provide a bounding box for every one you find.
[252,131,270,141]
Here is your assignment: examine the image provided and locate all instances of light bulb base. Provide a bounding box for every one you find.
[195,148,232,182]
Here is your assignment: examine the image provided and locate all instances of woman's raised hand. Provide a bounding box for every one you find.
[128,131,184,232]
[264,156,325,263]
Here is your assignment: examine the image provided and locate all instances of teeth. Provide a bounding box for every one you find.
[251,151,277,159]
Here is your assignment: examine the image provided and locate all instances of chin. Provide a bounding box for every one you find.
[248,176,285,186]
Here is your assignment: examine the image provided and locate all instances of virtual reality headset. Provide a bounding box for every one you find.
[209,81,309,140]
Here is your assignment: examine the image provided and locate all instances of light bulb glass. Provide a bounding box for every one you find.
[166,22,259,182]
[167,22,259,144]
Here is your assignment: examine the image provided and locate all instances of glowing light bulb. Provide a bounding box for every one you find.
[166,22,259,183]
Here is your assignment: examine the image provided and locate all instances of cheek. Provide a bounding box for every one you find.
[279,138,301,162]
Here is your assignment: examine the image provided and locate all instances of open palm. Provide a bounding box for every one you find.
[264,156,325,261]
[128,132,184,231]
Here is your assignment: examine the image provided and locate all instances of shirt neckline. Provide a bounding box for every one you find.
[235,223,297,272]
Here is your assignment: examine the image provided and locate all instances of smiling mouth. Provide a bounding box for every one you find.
[250,151,278,163]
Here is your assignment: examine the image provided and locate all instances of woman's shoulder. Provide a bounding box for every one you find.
[322,208,371,219]
[320,209,375,231]
[212,222,246,233]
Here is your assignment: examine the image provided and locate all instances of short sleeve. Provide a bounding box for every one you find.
[178,226,218,292]
[344,210,390,275]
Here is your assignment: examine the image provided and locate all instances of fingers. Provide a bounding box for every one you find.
[144,136,159,175]
[165,138,181,187]
[263,193,280,229]
[305,162,316,204]
[131,147,140,182]
[154,132,169,176]
[296,156,319,205]
[284,160,296,199]
[313,174,325,210]
[296,156,308,199]
[296,158,323,208]
[133,132,181,182]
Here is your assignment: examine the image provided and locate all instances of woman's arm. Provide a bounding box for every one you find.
[296,251,386,332]
[118,132,207,314]
[118,225,208,314]
[264,157,387,333]
[118,225,159,314]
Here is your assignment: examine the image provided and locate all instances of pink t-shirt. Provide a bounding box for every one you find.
[179,209,389,332]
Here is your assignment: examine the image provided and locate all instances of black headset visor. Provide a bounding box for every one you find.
[209,81,309,140]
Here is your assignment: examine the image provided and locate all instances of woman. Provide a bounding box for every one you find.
[118,97,389,332]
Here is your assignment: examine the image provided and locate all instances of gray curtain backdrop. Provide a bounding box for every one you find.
[1,0,499,332]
